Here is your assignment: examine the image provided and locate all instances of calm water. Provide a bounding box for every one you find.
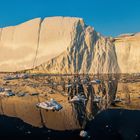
[0,109,140,140]
[87,109,140,140]
[0,74,139,139]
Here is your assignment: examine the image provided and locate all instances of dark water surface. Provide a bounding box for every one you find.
[87,109,140,140]
[0,109,140,140]
[0,114,81,139]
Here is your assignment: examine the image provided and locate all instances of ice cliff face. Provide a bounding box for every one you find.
[0,17,139,73]
[34,24,119,74]
[0,18,40,71]
[114,33,140,73]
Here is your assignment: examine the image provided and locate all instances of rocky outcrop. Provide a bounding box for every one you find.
[0,16,139,73]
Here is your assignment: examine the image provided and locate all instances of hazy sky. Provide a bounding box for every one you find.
[0,0,140,36]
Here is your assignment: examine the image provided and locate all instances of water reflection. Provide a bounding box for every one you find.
[0,73,139,132]
[0,96,81,130]
[58,75,119,129]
